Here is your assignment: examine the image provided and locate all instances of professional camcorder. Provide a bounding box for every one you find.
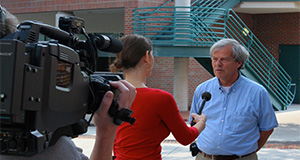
[0,16,135,156]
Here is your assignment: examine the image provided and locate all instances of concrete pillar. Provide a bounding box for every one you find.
[173,0,191,111]
[173,57,189,111]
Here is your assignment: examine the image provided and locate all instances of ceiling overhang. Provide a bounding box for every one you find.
[233,1,300,14]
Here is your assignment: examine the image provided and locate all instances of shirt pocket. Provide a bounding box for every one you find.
[231,111,257,134]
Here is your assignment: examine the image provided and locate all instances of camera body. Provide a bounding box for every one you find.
[0,17,134,156]
[0,38,89,156]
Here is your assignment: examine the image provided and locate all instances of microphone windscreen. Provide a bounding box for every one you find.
[202,92,211,101]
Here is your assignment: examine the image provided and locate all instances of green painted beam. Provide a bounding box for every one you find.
[153,45,210,57]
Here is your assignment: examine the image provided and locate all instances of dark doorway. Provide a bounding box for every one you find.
[279,45,300,104]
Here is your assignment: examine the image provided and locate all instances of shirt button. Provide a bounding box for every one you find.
[219,133,221,136]
[224,108,226,110]
[217,146,220,149]
[221,120,224,123]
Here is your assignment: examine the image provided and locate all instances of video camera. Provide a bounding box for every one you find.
[0,16,135,156]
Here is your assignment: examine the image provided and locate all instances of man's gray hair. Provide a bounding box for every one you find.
[210,38,249,70]
[0,5,19,38]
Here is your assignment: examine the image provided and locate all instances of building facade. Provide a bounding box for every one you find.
[2,0,299,110]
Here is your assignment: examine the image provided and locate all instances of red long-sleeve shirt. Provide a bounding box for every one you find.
[113,88,199,160]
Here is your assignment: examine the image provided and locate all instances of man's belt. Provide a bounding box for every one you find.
[199,150,254,160]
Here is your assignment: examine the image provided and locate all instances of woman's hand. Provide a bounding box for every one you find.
[191,113,206,133]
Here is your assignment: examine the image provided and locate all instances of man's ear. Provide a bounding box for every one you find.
[237,61,243,69]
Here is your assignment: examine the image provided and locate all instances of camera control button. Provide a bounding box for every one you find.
[8,140,17,149]
[0,94,6,102]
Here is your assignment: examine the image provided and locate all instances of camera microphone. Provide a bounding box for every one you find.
[11,21,72,44]
[94,34,123,53]
[17,21,123,54]
[191,92,211,126]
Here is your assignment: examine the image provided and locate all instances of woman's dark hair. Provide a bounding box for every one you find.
[110,34,152,72]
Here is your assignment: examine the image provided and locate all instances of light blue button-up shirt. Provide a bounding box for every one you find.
[189,74,278,156]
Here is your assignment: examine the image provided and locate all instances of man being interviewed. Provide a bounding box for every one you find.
[189,38,278,160]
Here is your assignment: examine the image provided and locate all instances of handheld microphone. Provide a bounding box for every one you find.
[191,92,211,126]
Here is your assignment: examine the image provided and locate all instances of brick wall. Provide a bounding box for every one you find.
[237,12,300,60]
[188,58,213,108]
[3,0,171,36]
[236,13,253,29]
[124,0,175,35]
[146,57,213,108]
[3,0,128,13]
[147,57,174,94]
[252,13,300,60]
[124,7,135,35]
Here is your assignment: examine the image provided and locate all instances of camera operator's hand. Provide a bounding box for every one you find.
[90,80,136,160]
[191,113,206,133]
[109,80,137,111]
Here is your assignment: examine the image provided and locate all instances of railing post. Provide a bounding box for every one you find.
[224,9,230,39]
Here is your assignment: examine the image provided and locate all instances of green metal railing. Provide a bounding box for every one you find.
[191,0,227,8]
[133,6,227,46]
[133,5,296,108]
[226,9,296,107]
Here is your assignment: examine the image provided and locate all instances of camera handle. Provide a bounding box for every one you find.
[88,91,136,126]
[108,100,136,126]
[88,75,136,126]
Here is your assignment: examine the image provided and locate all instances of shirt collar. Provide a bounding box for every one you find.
[218,72,243,93]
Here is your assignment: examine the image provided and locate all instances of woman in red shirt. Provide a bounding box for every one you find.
[110,34,206,160]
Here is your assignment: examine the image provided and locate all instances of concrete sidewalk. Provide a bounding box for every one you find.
[73,104,300,160]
